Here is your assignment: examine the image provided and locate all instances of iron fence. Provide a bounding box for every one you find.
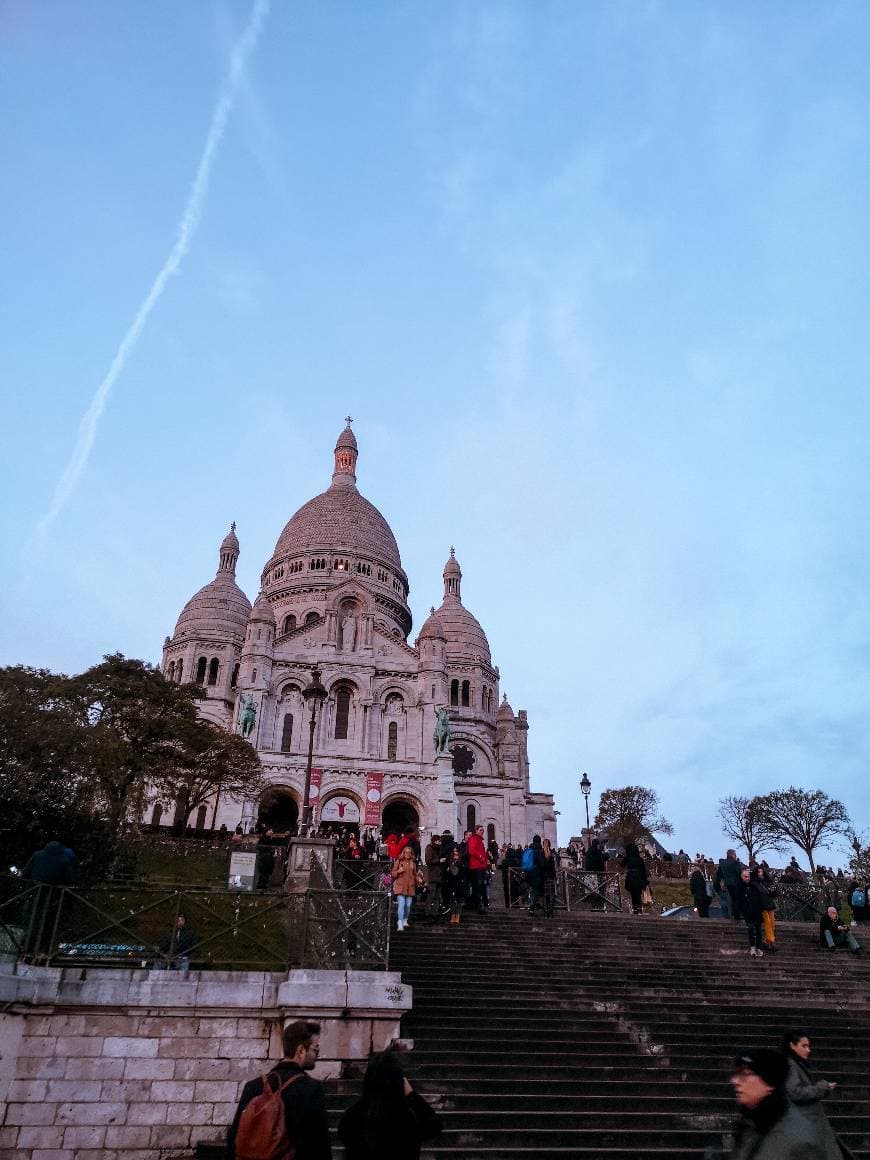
[0,871,390,972]
[499,867,623,912]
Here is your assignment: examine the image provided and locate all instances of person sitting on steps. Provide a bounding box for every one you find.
[819,906,862,955]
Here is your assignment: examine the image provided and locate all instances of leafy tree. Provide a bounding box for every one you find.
[717,795,785,863]
[0,666,117,881]
[593,785,673,846]
[158,721,264,834]
[64,653,205,828]
[756,787,851,874]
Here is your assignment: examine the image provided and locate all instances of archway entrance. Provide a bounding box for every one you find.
[257,788,299,834]
[381,798,419,837]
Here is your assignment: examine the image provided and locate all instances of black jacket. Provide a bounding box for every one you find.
[227,1062,331,1160]
[23,842,74,886]
[338,1089,441,1160]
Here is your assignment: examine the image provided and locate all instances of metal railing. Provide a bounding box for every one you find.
[0,870,391,972]
[499,867,623,913]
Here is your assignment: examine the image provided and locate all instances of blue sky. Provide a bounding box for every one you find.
[2,1,869,864]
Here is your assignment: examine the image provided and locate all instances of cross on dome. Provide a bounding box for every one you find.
[345,415,353,426]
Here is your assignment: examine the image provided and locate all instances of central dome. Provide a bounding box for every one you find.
[269,422,404,575]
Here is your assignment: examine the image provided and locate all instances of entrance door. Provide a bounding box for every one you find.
[257,789,299,834]
[381,798,419,837]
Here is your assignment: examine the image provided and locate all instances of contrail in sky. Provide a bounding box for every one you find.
[35,0,270,543]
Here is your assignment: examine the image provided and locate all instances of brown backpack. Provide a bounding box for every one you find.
[234,1071,302,1160]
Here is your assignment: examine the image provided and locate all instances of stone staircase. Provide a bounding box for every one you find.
[328,908,870,1160]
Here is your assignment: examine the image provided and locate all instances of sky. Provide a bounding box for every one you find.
[2,1,869,866]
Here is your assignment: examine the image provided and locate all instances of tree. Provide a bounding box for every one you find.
[756,787,851,874]
[64,654,205,828]
[593,786,673,846]
[0,666,118,881]
[157,721,264,834]
[717,795,785,863]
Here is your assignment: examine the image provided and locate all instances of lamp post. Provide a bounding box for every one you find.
[580,772,592,848]
[301,666,327,834]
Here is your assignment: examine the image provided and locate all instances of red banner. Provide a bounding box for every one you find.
[309,768,323,819]
[364,772,383,827]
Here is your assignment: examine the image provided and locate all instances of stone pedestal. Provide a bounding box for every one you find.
[285,836,336,893]
[434,752,458,836]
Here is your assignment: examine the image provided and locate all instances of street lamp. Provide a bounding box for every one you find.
[580,772,592,847]
[301,666,327,834]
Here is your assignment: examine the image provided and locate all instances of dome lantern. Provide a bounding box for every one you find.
[332,416,358,488]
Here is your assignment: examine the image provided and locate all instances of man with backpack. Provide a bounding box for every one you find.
[227,1019,331,1160]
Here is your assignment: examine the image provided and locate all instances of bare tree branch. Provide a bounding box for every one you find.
[756,787,851,874]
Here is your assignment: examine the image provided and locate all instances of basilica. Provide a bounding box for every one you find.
[160,421,557,846]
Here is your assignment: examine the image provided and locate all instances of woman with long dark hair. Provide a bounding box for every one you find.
[338,1050,441,1160]
[780,1030,852,1159]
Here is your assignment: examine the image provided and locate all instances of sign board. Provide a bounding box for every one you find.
[228,851,257,891]
[320,795,361,823]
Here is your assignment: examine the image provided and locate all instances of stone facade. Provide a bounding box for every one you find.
[0,963,410,1160]
[160,422,556,844]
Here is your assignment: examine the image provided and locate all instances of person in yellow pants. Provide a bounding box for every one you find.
[754,865,777,952]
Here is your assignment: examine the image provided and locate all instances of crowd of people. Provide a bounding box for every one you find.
[225,1018,853,1160]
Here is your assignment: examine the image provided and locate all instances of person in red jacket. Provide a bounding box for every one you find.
[467,824,491,914]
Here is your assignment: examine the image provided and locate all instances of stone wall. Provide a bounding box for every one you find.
[0,964,411,1160]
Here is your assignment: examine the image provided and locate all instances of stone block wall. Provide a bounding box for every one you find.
[0,965,412,1160]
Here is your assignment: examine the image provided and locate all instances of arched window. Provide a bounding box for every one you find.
[305,611,319,626]
[195,656,207,684]
[168,661,175,682]
[466,803,476,833]
[283,614,296,634]
[334,688,351,740]
[461,680,470,707]
[151,803,163,827]
[487,823,496,846]
[387,721,398,761]
[231,663,239,689]
[176,658,183,681]
[450,679,459,706]
[196,805,208,831]
[281,713,294,752]
[207,658,219,686]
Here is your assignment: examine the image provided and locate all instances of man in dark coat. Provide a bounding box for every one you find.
[584,839,608,910]
[729,1048,823,1160]
[21,841,74,956]
[423,833,444,920]
[714,849,745,920]
[227,1019,331,1160]
[22,841,74,886]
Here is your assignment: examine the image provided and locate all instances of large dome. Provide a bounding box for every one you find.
[269,421,404,574]
[272,487,402,570]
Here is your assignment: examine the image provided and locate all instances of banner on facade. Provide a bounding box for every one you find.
[364,772,383,826]
[309,768,323,818]
[321,795,361,824]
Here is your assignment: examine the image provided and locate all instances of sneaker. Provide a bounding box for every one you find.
[749,947,757,957]
[756,948,764,957]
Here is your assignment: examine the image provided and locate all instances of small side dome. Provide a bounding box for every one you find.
[249,592,276,626]
[418,606,446,640]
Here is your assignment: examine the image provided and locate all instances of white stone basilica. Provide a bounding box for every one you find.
[161,422,556,845]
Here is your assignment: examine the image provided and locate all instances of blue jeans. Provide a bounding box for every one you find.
[396,895,413,925]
